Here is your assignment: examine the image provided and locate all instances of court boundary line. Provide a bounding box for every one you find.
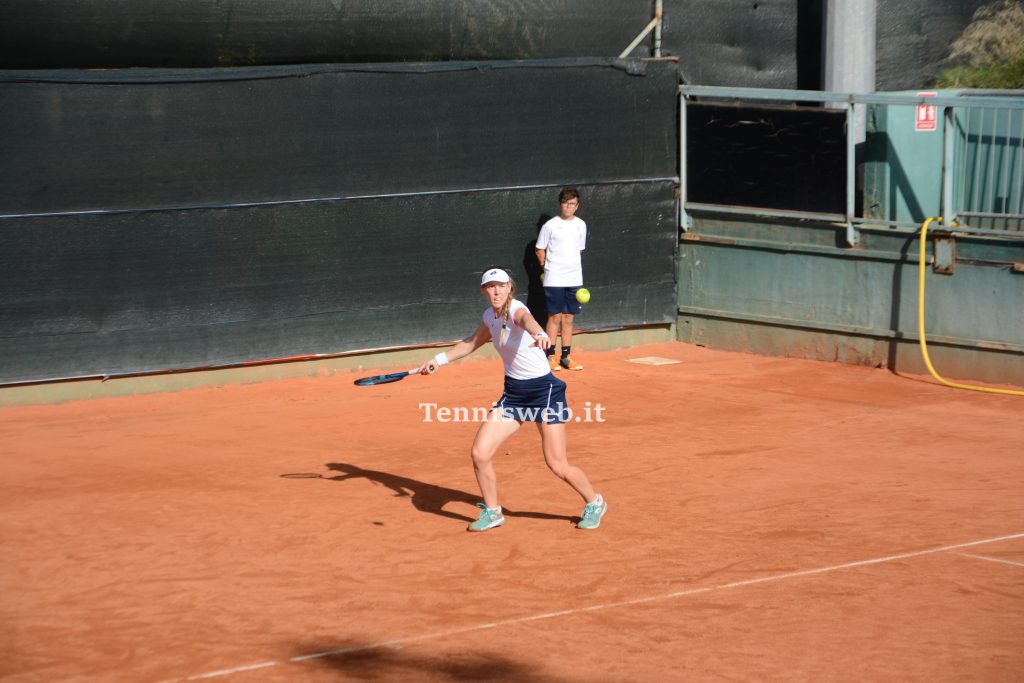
[955,551,1024,569]
[160,531,1024,682]
[184,662,277,680]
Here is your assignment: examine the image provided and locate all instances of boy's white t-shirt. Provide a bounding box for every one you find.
[483,299,551,380]
[536,216,586,287]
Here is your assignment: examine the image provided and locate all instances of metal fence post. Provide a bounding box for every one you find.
[679,92,690,231]
[942,106,956,225]
[846,101,860,246]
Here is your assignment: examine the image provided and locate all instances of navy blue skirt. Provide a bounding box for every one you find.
[494,373,569,424]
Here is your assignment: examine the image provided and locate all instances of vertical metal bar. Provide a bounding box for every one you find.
[1000,107,1012,218]
[986,108,999,215]
[971,108,986,216]
[959,107,971,220]
[1017,108,1024,216]
[942,106,955,223]
[679,92,690,231]
[845,101,859,245]
[654,0,663,58]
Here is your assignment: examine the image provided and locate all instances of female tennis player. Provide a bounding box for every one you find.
[418,267,607,532]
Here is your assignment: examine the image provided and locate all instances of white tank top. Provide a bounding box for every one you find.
[483,299,551,380]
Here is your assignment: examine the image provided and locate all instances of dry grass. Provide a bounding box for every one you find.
[936,0,1024,88]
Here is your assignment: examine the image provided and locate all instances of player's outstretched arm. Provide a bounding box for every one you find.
[514,308,551,350]
[419,323,491,374]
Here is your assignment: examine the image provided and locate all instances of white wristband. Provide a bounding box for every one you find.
[433,352,449,367]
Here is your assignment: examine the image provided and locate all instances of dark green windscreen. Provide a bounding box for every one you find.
[0,60,678,383]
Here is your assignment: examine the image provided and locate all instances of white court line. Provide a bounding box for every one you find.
[180,661,278,680]
[956,552,1024,569]
[165,531,1024,681]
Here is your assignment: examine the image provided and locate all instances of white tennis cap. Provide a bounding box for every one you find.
[480,268,510,285]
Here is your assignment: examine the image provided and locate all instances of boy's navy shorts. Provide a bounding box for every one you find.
[494,373,570,424]
[544,286,582,315]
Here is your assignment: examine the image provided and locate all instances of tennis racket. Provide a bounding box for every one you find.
[353,367,423,386]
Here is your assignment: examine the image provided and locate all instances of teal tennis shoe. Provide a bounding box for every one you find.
[468,503,505,532]
[577,498,608,529]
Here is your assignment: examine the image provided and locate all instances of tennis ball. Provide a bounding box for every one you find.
[576,288,591,304]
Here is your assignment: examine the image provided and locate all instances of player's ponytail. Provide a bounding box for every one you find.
[498,277,517,346]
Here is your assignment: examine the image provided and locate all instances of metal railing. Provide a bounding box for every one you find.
[679,86,1024,244]
[951,96,1024,232]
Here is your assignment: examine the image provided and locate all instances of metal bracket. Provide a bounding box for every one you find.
[845,222,860,247]
[619,0,663,58]
[932,234,957,274]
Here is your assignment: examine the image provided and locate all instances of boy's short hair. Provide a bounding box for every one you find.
[558,187,580,204]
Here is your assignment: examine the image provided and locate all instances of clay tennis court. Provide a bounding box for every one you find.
[1,340,1022,682]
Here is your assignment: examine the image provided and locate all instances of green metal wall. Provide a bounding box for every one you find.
[680,93,1024,388]
[678,217,1024,386]
[864,91,1024,230]
[864,99,946,225]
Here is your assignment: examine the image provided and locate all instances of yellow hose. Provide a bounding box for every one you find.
[917,217,1024,396]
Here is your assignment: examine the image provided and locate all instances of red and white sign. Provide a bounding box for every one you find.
[915,91,937,132]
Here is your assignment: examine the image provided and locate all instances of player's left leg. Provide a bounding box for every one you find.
[536,422,597,502]
[536,423,606,528]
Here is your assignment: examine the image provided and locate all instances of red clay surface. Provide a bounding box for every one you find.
[1,341,1022,682]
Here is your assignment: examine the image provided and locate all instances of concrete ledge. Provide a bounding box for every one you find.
[678,312,1024,388]
[0,324,674,407]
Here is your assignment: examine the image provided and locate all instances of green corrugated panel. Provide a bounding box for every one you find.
[954,105,1024,231]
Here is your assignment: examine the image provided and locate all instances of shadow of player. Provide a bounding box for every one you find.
[321,462,576,524]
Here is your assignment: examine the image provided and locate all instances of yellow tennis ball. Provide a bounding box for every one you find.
[576,288,591,304]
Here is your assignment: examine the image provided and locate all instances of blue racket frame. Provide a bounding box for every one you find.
[353,368,421,386]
